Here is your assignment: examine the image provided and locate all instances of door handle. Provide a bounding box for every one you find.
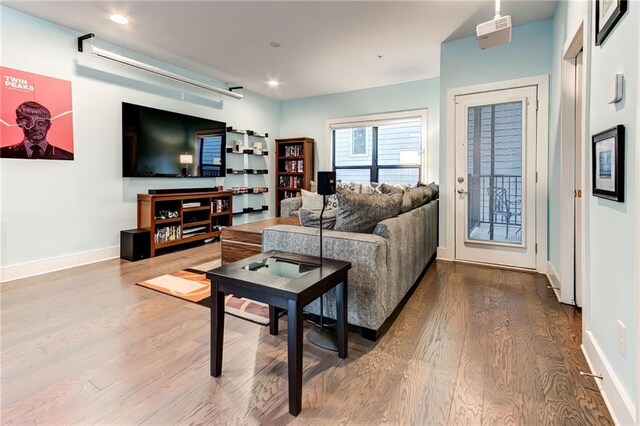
[457,188,468,195]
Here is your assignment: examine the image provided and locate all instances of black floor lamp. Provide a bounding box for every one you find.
[307,171,339,352]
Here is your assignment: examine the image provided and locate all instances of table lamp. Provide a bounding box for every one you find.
[307,171,339,352]
[180,154,193,177]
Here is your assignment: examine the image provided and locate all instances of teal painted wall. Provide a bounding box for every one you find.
[439,19,554,253]
[586,1,638,406]
[279,78,441,183]
[551,0,638,410]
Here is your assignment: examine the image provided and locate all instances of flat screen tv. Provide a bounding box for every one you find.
[122,102,226,178]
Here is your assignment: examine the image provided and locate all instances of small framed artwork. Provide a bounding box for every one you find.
[595,0,627,46]
[592,125,625,202]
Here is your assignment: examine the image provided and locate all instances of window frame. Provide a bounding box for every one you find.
[327,110,428,185]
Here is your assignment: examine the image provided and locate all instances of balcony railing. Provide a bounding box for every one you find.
[468,174,522,241]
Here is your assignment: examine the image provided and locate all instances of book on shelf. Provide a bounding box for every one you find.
[278,175,302,188]
[284,145,303,157]
[183,202,201,208]
[155,225,181,243]
[183,226,207,235]
[212,199,229,213]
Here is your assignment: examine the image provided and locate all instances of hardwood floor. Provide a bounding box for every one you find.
[1,242,612,425]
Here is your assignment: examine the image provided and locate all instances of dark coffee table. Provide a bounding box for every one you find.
[206,250,351,416]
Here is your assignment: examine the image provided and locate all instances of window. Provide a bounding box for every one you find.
[351,128,368,155]
[198,132,224,177]
[330,111,426,185]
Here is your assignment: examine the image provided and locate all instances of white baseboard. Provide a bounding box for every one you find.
[582,330,636,425]
[1,246,120,283]
[437,246,454,261]
[546,261,562,302]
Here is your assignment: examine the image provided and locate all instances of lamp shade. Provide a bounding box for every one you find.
[180,154,193,164]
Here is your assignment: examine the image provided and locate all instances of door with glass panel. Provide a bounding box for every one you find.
[455,86,537,269]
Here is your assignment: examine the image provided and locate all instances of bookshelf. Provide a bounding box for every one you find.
[225,127,271,223]
[275,137,315,216]
[137,190,233,257]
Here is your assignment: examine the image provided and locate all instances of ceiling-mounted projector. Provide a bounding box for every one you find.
[476,15,512,49]
[476,0,512,50]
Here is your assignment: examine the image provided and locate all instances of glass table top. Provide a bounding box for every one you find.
[242,256,320,281]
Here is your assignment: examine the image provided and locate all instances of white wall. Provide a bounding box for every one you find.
[551,1,638,423]
[279,78,440,183]
[0,7,280,281]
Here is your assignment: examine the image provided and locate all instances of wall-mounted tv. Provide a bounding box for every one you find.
[122,102,226,178]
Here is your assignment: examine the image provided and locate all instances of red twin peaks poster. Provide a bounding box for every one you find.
[0,66,74,160]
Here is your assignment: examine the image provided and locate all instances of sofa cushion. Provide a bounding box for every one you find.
[299,208,337,229]
[334,187,402,233]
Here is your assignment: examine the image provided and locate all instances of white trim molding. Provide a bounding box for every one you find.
[0,246,119,283]
[558,18,590,307]
[325,109,429,182]
[546,261,562,302]
[582,330,636,425]
[444,75,549,273]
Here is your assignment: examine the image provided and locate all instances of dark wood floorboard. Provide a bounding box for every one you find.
[1,244,613,424]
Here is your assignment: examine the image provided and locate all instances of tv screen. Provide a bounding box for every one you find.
[122,102,226,178]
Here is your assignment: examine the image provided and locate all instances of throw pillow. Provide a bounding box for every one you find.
[337,182,362,193]
[427,182,439,199]
[301,189,324,210]
[334,187,403,233]
[299,208,337,229]
[325,194,339,210]
[400,191,413,213]
[370,182,384,194]
[407,187,425,209]
[379,183,403,194]
[301,189,339,210]
[422,186,435,203]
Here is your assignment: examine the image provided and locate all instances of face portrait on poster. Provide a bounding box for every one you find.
[0,67,74,160]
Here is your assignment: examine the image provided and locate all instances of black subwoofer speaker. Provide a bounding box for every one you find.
[317,171,336,195]
[120,229,150,261]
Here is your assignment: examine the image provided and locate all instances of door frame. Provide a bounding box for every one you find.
[559,20,589,306]
[440,75,549,274]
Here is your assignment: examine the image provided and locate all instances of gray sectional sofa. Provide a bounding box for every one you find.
[263,197,438,340]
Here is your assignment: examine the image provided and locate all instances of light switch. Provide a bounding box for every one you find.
[608,73,623,104]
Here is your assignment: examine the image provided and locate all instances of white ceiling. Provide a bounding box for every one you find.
[4,1,558,100]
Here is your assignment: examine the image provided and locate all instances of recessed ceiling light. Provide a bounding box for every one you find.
[270,42,281,48]
[109,14,129,25]
[267,80,280,87]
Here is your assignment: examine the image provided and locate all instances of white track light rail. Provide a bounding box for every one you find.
[77,34,243,100]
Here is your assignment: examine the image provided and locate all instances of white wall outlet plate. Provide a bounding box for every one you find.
[617,319,626,358]
[608,73,624,104]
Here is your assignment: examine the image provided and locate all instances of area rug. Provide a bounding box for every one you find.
[136,260,270,325]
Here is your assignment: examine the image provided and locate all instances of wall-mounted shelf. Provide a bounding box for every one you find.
[226,168,269,175]
[232,205,269,216]
[226,127,268,138]
[226,147,269,156]
[230,187,269,195]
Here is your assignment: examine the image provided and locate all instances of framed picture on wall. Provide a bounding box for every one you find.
[595,0,627,46]
[592,125,624,202]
